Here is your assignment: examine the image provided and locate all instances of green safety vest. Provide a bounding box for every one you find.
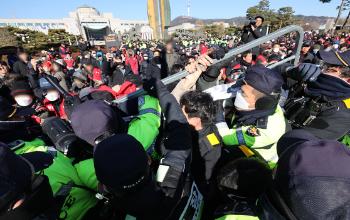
[127,95,161,150]
[217,105,286,164]
[16,139,98,220]
[14,95,161,220]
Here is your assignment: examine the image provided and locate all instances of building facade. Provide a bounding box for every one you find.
[0,5,149,44]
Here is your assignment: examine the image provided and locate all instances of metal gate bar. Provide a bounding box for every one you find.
[114,25,304,104]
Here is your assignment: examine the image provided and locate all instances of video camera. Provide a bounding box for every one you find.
[249,19,257,26]
[243,18,257,32]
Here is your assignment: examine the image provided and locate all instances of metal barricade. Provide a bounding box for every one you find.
[114,25,304,104]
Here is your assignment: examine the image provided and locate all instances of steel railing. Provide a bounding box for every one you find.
[114,25,304,104]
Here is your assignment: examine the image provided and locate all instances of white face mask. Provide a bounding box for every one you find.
[15,95,33,107]
[234,90,254,111]
[333,44,339,49]
[273,48,280,53]
[157,64,161,69]
[45,90,60,102]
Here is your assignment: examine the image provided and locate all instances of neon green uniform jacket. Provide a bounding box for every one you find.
[15,95,161,220]
[216,105,286,163]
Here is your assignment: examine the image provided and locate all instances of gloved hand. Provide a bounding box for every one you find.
[297,63,321,82]
[202,58,233,82]
[142,77,158,98]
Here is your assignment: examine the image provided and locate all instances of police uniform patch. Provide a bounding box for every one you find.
[246,126,260,137]
[343,98,350,109]
[206,133,220,146]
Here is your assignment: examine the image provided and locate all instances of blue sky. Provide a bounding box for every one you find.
[0,0,341,20]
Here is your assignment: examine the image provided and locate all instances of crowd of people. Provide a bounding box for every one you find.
[1,14,350,220]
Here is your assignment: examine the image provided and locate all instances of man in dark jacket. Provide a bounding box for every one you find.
[299,41,319,64]
[78,38,89,55]
[109,55,133,87]
[241,16,268,55]
[94,77,192,220]
[180,91,222,193]
[13,50,30,76]
[241,15,267,44]
[282,50,350,141]
[139,53,150,78]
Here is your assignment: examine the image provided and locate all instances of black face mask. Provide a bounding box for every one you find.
[0,175,54,220]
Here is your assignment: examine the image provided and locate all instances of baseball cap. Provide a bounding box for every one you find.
[94,134,150,194]
[9,80,33,96]
[244,64,284,95]
[39,77,57,90]
[71,100,122,146]
[275,130,350,219]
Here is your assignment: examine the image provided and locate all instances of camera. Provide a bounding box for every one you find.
[249,20,256,26]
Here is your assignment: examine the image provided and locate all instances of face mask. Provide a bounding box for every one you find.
[273,48,280,53]
[15,95,33,107]
[144,57,148,60]
[333,44,339,49]
[157,64,161,69]
[313,49,319,54]
[234,90,254,111]
[45,90,60,102]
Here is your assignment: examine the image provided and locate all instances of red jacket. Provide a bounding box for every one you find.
[93,81,137,99]
[64,58,75,69]
[125,55,139,75]
[59,46,68,59]
[42,98,67,120]
[200,44,208,55]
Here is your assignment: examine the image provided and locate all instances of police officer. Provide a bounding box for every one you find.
[13,133,101,220]
[94,78,192,219]
[299,41,319,64]
[282,49,350,141]
[0,92,105,220]
[0,143,54,220]
[275,129,350,219]
[216,65,286,164]
[180,91,222,196]
[70,94,161,151]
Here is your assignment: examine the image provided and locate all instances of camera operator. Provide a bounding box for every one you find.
[241,16,268,55]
